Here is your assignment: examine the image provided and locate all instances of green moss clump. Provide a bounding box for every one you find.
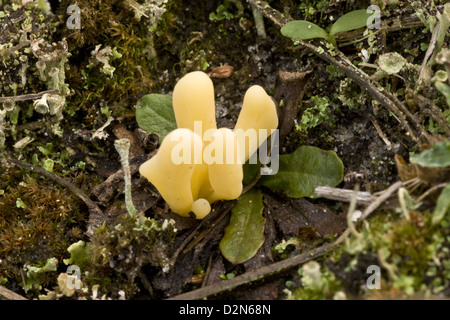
[0,166,85,295]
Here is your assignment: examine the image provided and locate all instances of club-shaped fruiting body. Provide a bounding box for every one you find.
[139,71,278,219]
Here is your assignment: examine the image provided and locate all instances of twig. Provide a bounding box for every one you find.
[418,21,440,86]
[360,181,403,221]
[370,116,392,146]
[167,202,233,268]
[182,203,233,254]
[0,89,59,103]
[168,181,402,300]
[416,182,448,202]
[5,158,105,237]
[346,185,363,239]
[314,186,377,205]
[0,285,27,300]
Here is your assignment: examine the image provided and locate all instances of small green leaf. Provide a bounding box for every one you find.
[410,140,450,168]
[281,20,330,42]
[219,189,265,264]
[432,183,450,225]
[259,145,343,198]
[330,9,373,36]
[135,94,177,141]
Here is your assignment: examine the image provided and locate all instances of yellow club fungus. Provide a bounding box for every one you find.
[139,71,278,219]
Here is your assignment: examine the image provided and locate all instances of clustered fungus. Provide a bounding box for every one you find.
[139,71,278,219]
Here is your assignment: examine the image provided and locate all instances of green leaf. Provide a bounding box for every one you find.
[219,190,265,264]
[330,9,372,36]
[410,140,450,168]
[135,94,177,141]
[259,145,343,198]
[281,20,330,42]
[432,183,450,225]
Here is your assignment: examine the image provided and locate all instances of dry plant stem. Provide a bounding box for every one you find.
[370,115,392,146]
[314,186,376,205]
[5,158,105,237]
[418,21,440,85]
[183,203,234,254]
[347,185,363,239]
[0,285,27,300]
[416,182,449,202]
[0,110,5,151]
[247,0,430,143]
[167,203,229,267]
[0,89,59,103]
[168,181,402,300]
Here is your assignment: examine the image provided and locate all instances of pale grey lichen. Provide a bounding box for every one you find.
[33,93,50,114]
[377,52,407,75]
[89,45,119,78]
[126,0,168,27]
[31,38,69,95]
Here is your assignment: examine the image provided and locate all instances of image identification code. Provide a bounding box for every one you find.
[179,304,271,317]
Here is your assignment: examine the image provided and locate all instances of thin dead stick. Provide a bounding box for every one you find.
[0,89,59,103]
[182,204,233,254]
[370,116,392,146]
[5,158,105,237]
[0,285,27,300]
[416,182,448,202]
[168,201,234,267]
[168,181,402,300]
[314,186,377,205]
[360,181,402,220]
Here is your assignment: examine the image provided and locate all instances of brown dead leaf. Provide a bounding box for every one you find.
[395,155,417,182]
[112,123,144,158]
[264,193,347,238]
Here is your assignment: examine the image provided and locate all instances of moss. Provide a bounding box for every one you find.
[0,166,85,296]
